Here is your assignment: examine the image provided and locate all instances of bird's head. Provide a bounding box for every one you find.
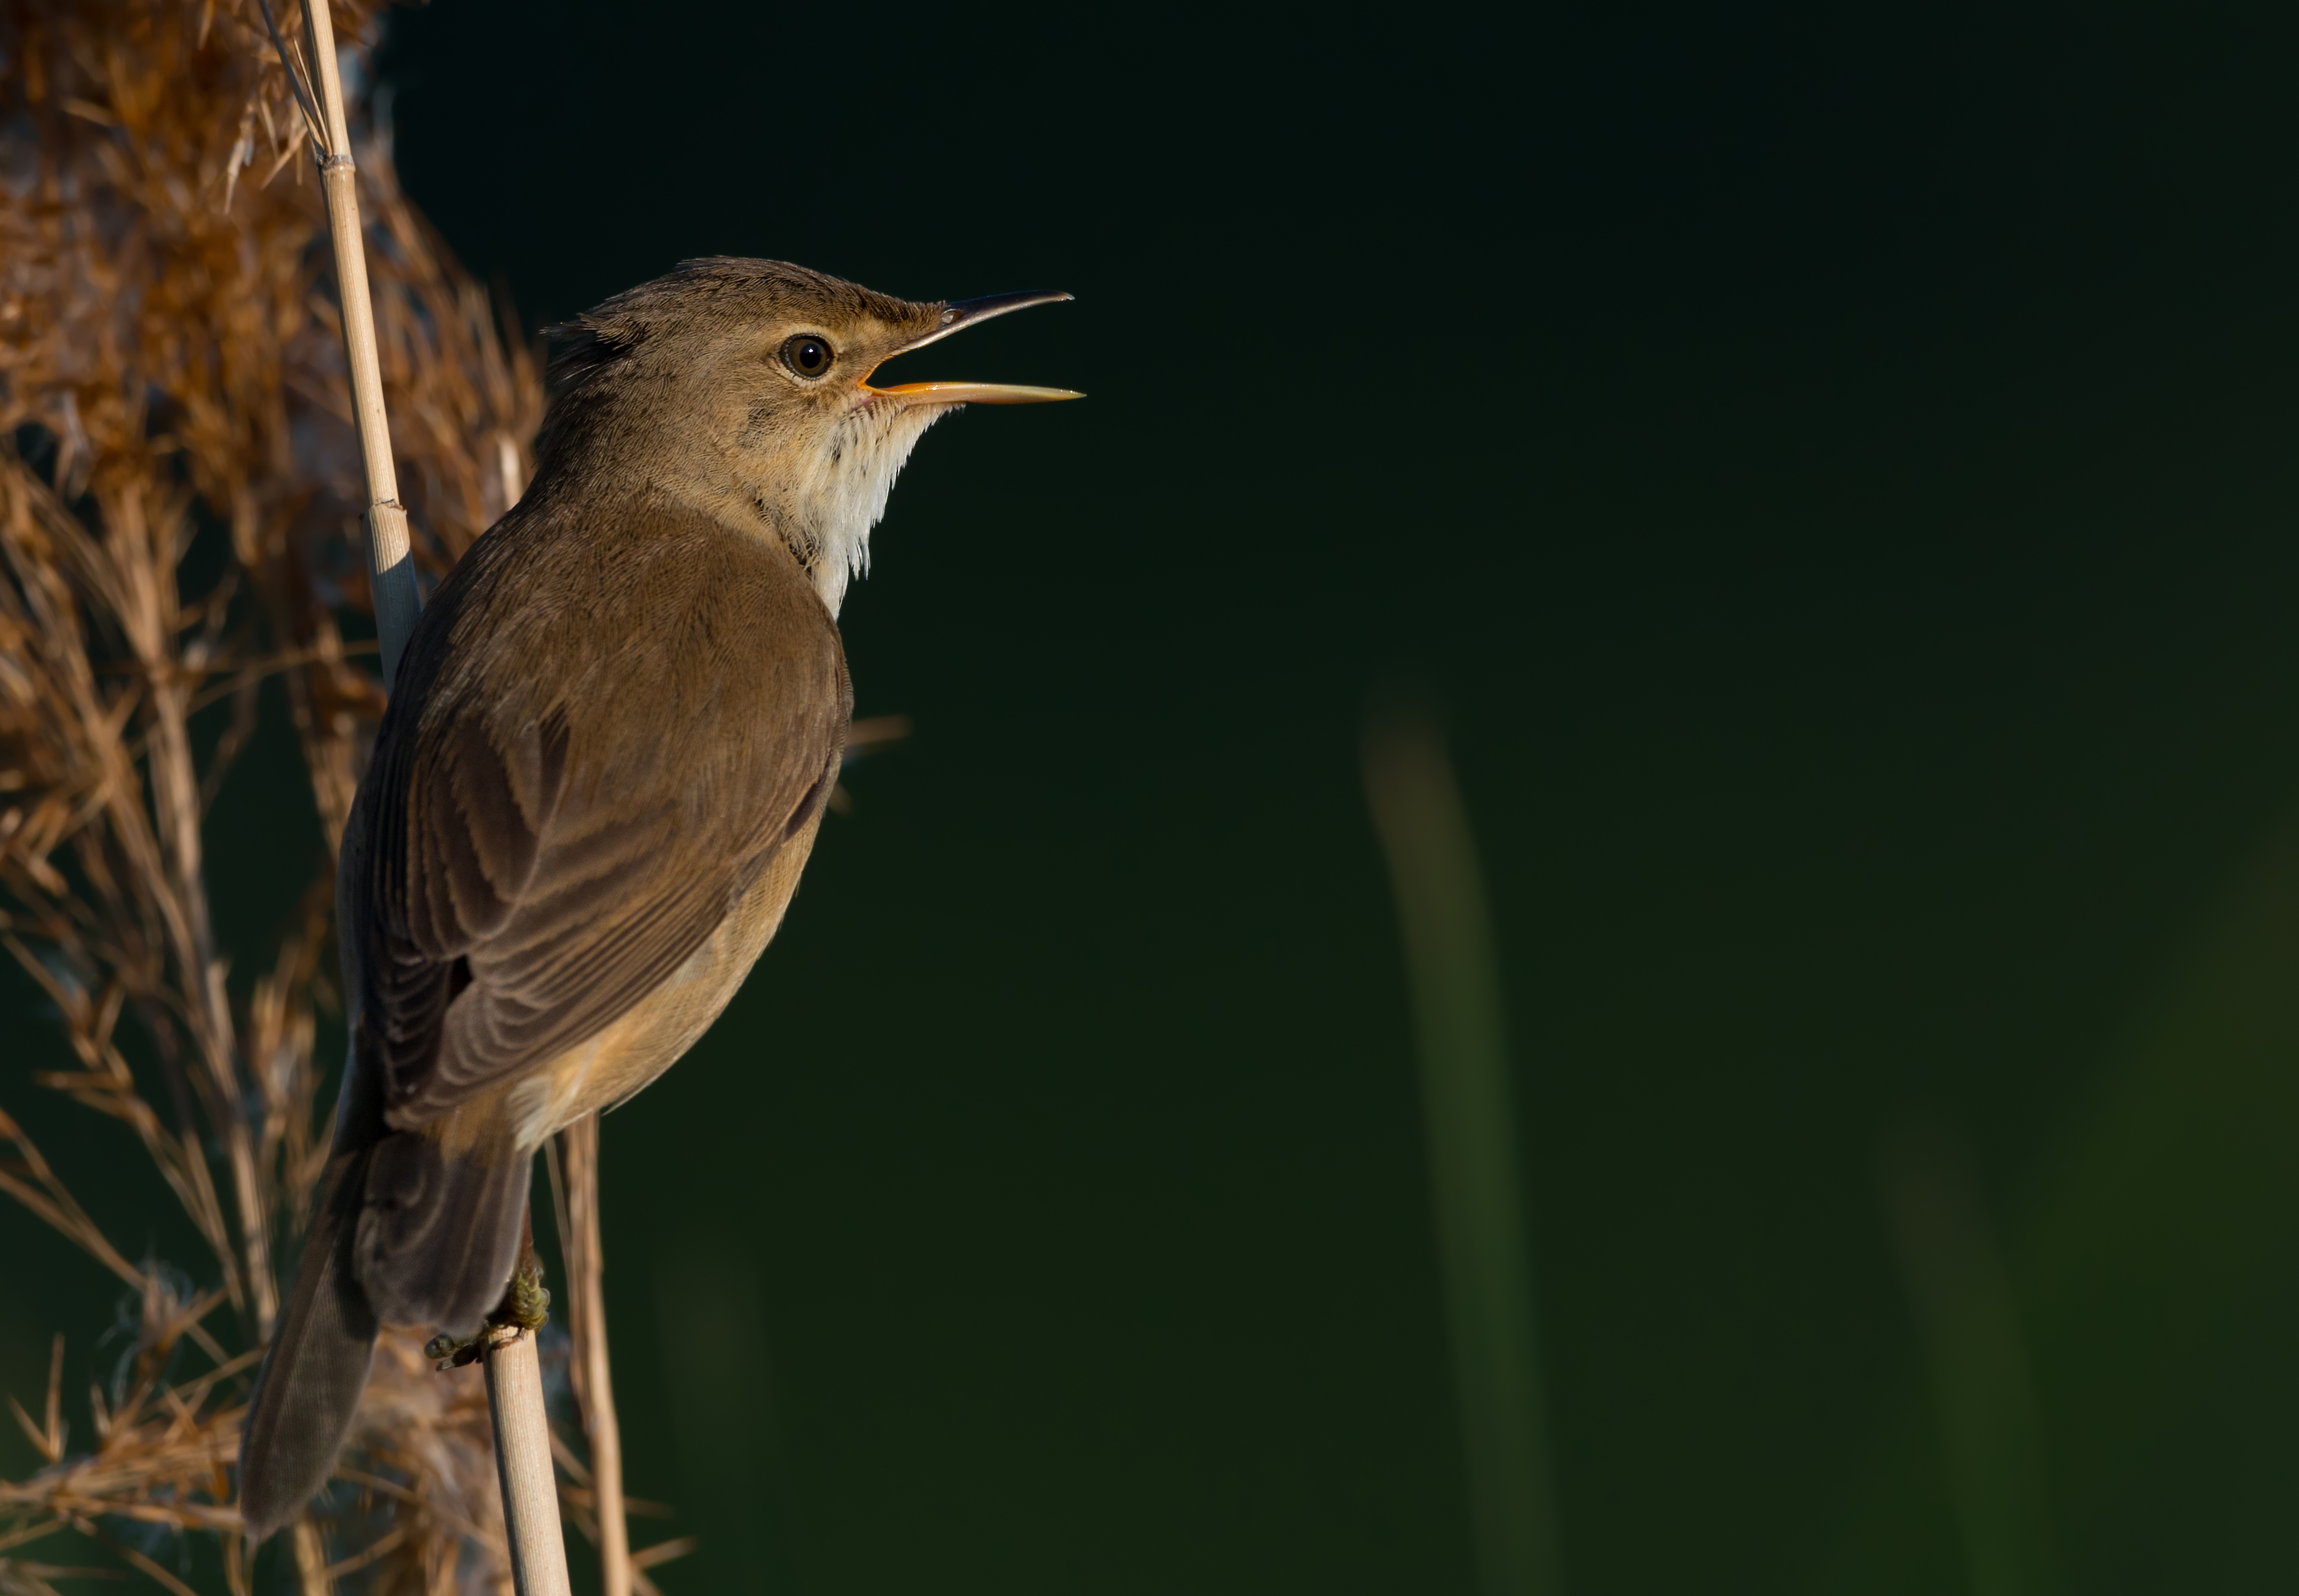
[538,257,1077,614]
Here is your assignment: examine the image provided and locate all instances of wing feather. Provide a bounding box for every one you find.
[350,503,849,1124]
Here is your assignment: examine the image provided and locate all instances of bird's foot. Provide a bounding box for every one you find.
[487,1261,551,1335]
[424,1331,485,1370]
[426,1220,551,1373]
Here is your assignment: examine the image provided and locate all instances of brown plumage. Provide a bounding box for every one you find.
[238,258,1076,1539]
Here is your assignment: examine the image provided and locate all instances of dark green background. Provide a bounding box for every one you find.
[13,2,2299,1590]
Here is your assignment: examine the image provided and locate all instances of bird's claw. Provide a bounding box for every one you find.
[424,1331,484,1369]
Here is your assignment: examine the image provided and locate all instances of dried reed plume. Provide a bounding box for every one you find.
[0,1,661,1590]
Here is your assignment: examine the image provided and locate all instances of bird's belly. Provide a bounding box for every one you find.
[505,817,825,1150]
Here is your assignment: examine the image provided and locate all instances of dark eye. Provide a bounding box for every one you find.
[782,334,833,378]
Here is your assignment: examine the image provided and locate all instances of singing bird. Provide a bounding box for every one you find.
[237,258,1077,1537]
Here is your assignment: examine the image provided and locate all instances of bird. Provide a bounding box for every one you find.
[237,257,1078,1539]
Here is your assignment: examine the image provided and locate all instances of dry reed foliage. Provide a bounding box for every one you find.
[0,2,633,1591]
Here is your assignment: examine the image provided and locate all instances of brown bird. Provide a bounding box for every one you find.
[237,258,1077,1538]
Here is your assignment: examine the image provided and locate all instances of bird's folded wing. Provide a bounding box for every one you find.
[356,534,847,1124]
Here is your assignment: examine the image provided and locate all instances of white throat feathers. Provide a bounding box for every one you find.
[761,398,952,617]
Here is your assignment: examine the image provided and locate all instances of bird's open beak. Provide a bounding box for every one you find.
[866,290,1083,406]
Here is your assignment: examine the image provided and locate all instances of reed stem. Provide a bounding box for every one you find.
[485,1325,575,1596]
[291,1517,331,1596]
[296,0,419,686]
[560,1115,633,1596]
[1364,699,1563,1596]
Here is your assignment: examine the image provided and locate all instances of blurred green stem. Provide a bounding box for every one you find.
[1364,698,1563,1596]
[1880,1124,2061,1596]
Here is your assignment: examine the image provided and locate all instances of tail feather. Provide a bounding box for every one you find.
[238,1089,529,1538]
[237,1147,379,1542]
[356,1126,530,1335]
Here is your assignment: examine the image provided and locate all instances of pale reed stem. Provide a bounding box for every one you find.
[485,1328,573,1596]
[298,0,418,687]
[561,1115,632,1596]
[292,1517,332,1596]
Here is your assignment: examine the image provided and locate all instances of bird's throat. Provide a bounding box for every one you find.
[764,400,951,617]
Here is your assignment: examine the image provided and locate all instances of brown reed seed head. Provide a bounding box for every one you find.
[0,1,563,1590]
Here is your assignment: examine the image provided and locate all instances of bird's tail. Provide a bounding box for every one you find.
[237,1145,380,1542]
[354,1120,531,1334]
[239,1022,534,1545]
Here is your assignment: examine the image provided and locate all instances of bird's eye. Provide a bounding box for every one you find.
[782,334,834,379]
